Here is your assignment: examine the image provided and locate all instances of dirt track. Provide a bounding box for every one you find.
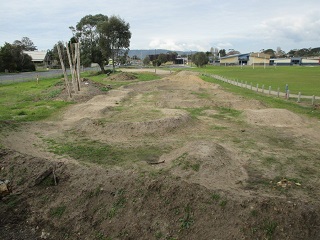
[1,70,320,239]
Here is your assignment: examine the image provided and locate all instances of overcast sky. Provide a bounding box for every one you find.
[1,0,320,53]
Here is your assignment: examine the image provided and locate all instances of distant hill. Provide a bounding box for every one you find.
[128,49,197,59]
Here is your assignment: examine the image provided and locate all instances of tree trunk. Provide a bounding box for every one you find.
[98,62,105,74]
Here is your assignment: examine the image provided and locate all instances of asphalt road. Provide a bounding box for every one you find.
[0,67,99,84]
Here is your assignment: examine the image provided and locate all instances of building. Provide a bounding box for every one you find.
[220,53,270,66]
[270,57,320,66]
[24,51,51,66]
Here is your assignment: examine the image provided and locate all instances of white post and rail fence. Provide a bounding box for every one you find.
[204,74,319,106]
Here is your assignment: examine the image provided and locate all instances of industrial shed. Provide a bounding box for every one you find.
[270,57,320,66]
[220,53,270,66]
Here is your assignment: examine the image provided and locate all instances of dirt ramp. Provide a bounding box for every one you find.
[63,89,131,122]
[73,109,191,140]
[244,108,305,127]
[161,141,247,191]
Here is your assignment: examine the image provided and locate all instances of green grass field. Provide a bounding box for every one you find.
[0,78,71,124]
[193,65,320,96]
[0,71,161,127]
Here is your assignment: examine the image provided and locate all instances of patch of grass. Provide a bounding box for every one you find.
[50,205,66,218]
[219,199,228,207]
[0,77,71,124]
[173,153,200,172]
[211,125,228,130]
[183,107,210,119]
[191,91,211,99]
[108,188,126,219]
[4,194,20,208]
[195,65,320,96]
[211,193,221,201]
[47,138,167,166]
[263,220,277,239]
[250,209,258,217]
[179,205,194,230]
[199,74,320,120]
[262,156,278,166]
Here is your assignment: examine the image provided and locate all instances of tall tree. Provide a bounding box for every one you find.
[0,42,35,72]
[99,15,131,72]
[13,37,37,51]
[218,49,226,57]
[192,52,209,67]
[143,56,150,66]
[73,14,109,72]
[263,49,275,58]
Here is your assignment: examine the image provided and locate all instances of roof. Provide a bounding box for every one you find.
[220,53,250,59]
[24,51,48,62]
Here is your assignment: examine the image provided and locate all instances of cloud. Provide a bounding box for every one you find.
[259,11,320,43]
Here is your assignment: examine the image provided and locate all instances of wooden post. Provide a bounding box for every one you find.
[250,82,253,90]
[57,44,72,99]
[312,95,315,105]
[76,43,81,91]
[287,90,290,99]
[262,85,264,93]
[297,92,301,103]
[268,86,271,95]
[66,42,77,93]
[277,87,280,97]
[256,84,259,92]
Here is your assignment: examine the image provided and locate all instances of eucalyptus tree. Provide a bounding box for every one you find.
[99,15,131,72]
[71,14,109,72]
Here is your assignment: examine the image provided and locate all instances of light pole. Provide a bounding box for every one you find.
[155,49,157,73]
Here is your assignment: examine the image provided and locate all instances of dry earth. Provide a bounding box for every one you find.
[1,70,320,239]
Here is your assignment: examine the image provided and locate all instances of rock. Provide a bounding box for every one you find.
[0,180,11,198]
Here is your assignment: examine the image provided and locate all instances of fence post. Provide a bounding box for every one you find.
[262,85,264,93]
[297,92,301,103]
[268,86,271,95]
[312,95,315,105]
[250,82,253,90]
[256,84,259,92]
[287,90,290,99]
[277,87,280,97]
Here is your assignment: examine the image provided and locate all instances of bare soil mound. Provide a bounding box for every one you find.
[74,108,191,140]
[106,72,137,81]
[1,148,320,240]
[159,141,248,192]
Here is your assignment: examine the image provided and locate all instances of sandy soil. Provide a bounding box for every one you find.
[1,70,320,239]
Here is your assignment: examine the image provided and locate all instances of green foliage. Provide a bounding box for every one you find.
[143,56,150,66]
[73,14,109,70]
[0,42,35,72]
[192,52,209,67]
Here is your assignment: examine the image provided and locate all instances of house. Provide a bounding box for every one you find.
[24,51,51,66]
[220,53,270,66]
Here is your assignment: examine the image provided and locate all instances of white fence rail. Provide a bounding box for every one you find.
[206,74,319,105]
